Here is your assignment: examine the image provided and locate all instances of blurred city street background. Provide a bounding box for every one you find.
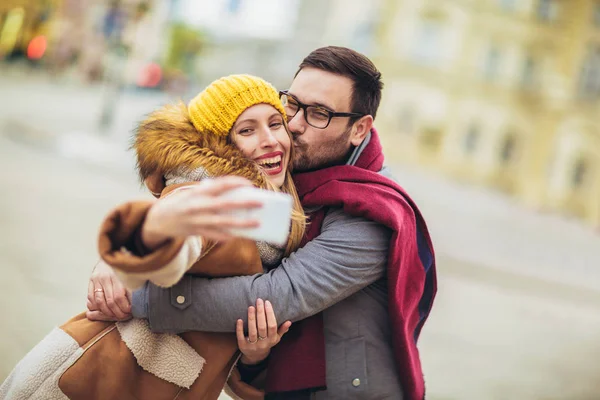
[1,0,600,399]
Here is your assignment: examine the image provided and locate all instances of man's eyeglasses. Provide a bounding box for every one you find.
[279,90,365,129]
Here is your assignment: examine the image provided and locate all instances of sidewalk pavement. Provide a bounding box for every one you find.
[2,70,599,296]
[394,164,600,295]
[0,66,173,176]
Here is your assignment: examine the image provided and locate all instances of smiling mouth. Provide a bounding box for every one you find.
[256,154,284,175]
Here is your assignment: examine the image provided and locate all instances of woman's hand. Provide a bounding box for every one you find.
[236,299,291,365]
[142,177,263,250]
[86,260,132,321]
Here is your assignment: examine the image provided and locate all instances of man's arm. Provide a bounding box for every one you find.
[138,208,392,333]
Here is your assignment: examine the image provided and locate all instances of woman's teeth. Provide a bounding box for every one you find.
[257,155,282,169]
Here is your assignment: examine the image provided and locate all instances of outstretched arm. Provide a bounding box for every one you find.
[135,208,392,334]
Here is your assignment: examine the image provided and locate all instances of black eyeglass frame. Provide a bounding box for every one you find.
[279,90,365,129]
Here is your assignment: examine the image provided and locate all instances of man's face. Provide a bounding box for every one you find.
[286,68,356,172]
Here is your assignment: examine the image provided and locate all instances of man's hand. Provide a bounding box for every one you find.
[87,260,132,321]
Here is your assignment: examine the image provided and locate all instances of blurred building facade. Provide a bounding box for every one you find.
[188,0,383,89]
[374,0,600,229]
[0,0,169,85]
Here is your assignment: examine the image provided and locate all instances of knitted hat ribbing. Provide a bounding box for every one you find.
[188,74,286,137]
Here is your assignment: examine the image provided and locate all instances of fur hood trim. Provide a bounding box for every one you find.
[132,102,269,189]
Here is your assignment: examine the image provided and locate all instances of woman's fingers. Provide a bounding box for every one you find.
[277,320,292,338]
[191,176,254,197]
[256,299,268,340]
[191,215,260,231]
[125,288,132,304]
[86,309,131,322]
[265,300,291,343]
[91,288,115,319]
[247,306,258,343]
[100,276,127,319]
[110,276,132,315]
[189,226,235,242]
[265,300,278,339]
[236,319,247,348]
[93,284,112,317]
[94,274,120,319]
[87,279,97,311]
[237,302,292,366]
[86,310,113,321]
[191,198,263,214]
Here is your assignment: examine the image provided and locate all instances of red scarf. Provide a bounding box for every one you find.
[266,129,437,400]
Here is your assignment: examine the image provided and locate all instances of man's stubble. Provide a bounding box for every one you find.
[292,125,353,172]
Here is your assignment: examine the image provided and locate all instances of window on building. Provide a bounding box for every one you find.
[483,45,502,81]
[227,0,242,14]
[352,20,376,54]
[499,0,517,11]
[351,6,380,54]
[594,1,600,27]
[537,0,558,22]
[463,124,480,154]
[398,104,416,134]
[572,158,589,189]
[521,55,538,89]
[499,135,517,163]
[578,46,600,100]
[419,127,443,150]
[412,19,444,66]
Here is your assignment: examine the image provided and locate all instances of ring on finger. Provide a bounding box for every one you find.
[246,337,258,344]
[94,288,104,293]
[258,336,267,341]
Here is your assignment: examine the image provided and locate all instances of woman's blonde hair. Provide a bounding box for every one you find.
[229,119,306,256]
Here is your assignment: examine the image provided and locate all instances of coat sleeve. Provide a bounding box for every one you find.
[98,200,190,290]
[98,182,264,290]
[140,207,392,333]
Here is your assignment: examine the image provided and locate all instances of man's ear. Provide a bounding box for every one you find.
[350,115,374,147]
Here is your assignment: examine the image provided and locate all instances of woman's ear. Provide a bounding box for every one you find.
[144,172,165,198]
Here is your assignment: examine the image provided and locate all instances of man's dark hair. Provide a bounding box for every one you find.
[295,46,383,119]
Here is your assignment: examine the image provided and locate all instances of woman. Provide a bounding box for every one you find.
[0,75,304,400]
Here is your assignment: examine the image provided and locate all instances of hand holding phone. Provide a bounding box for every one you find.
[220,186,293,246]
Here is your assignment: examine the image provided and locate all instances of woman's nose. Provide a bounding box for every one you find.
[260,128,278,147]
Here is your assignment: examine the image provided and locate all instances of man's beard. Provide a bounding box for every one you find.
[292,125,353,172]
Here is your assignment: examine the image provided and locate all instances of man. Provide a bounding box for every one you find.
[90,46,436,399]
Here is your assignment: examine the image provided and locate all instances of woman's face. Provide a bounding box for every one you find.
[231,104,291,188]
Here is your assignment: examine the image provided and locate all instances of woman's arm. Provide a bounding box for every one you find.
[98,177,262,290]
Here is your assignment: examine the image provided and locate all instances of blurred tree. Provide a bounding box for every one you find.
[162,22,204,92]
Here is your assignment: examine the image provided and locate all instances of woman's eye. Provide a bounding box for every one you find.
[270,122,283,128]
[239,128,253,135]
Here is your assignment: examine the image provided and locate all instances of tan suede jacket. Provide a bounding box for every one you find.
[98,193,266,400]
[0,102,273,400]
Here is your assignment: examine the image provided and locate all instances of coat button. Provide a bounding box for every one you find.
[352,378,361,387]
[176,295,186,304]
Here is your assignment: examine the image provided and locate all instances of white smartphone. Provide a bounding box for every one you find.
[220,186,293,246]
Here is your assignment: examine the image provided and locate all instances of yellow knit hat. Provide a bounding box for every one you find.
[188,74,287,137]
